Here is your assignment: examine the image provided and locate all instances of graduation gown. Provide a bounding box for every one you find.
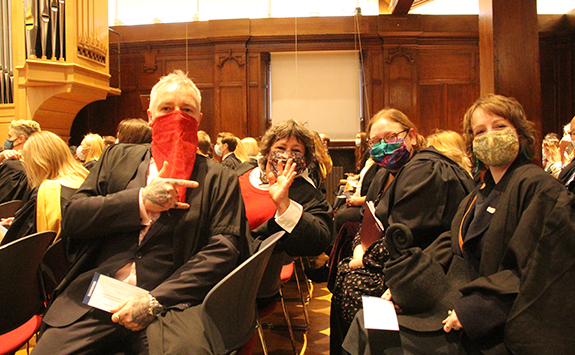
[43,143,251,328]
[330,147,475,354]
[0,185,76,246]
[432,157,575,354]
[0,159,29,204]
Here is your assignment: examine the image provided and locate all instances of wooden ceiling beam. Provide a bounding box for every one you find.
[379,0,391,14]
[389,0,416,15]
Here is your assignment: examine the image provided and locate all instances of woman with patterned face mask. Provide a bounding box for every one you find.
[424,94,575,354]
[234,119,333,341]
[343,95,575,355]
[330,108,475,355]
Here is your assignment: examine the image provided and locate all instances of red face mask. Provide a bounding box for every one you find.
[150,111,199,202]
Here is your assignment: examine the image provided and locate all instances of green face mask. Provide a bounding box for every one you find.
[473,129,519,167]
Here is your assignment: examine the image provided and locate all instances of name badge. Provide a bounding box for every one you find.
[486,206,496,214]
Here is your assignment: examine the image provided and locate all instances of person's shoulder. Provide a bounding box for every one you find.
[0,158,24,168]
[512,163,565,192]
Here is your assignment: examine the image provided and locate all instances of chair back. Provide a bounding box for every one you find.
[201,231,285,355]
[40,238,70,299]
[0,200,22,219]
[0,231,57,334]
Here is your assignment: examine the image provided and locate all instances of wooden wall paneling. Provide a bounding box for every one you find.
[417,84,444,136]
[198,87,215,140]
[384,46,417,119]
[479,0,542,138]
[247,52,270,139]
[364,48,385,123]
[214,48,248,137]
[445,83,480,132]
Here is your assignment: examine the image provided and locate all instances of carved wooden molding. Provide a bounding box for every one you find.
[143,47,159,73]
[386,46,415,64]
[217,50,245,68]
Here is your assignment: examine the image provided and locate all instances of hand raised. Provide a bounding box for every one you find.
[267,158,297,216]
[142,161,198,213]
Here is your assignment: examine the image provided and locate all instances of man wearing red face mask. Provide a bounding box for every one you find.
[34,71,251,355]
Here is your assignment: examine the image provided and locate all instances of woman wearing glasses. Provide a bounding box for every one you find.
[330,108,475,354]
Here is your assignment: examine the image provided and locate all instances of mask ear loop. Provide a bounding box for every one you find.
[473,154,484,173]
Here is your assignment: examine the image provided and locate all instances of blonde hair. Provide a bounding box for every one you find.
[542,133,561,164]
[22,131,89,188]
[233,137,249,162]
[426,130,472,174]
[10,120,41,137]
[81,133,105,162]
[241,137,259,158]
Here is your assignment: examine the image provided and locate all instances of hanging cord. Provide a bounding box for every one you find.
[295,16,298,105]
[186,21,189,74]
[354,11,370,122]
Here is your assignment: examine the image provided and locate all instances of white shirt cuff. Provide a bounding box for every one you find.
[274,199,303,233]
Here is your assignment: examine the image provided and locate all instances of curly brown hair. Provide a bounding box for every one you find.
[258,119,316,168]
[462,94,537,166]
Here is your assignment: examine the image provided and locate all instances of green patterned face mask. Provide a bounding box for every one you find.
[473,129,519,167]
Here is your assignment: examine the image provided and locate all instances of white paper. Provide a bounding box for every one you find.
[83,273,149,313]
[362,295,399,331]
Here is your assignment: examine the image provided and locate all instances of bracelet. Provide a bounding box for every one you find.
[148,294,164,316]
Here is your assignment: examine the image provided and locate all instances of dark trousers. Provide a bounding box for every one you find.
[33,308,148,355]
[343,310,462,355]
[147,304,213,355]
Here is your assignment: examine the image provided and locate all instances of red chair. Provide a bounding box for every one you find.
[0,231,57,355]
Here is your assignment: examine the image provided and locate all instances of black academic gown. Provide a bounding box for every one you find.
[434,157,575,354]
[42,143,251,329]
[0,185,76,246]
[330,147,475,355]
[0,159,29,204]
[221,152,242,170]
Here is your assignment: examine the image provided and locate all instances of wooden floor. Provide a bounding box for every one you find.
[252,262,331,355]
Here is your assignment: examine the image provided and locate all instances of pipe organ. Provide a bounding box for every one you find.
[0,0,114,141]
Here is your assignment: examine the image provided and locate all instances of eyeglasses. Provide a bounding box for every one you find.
[368,129,409,148]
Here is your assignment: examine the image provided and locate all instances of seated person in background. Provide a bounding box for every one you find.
[116,118,153,144]
[426,129,472,175]
[197,130,213,158]
[76,133,105,170]
[235,119,332,307]
[241,136,259,162]
[0,119,41,204]
[33,70,251,355]
[542,132,562,178]
[308,132,333,191]
[316,133,380,285]
[559,121,573,166]
[0,131,89,246]
[558,115,575,191]
[103,135,116,148]
[330,108,474,355]
[215,131,243,170]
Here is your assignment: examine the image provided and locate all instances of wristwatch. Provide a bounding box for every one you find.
[148,294,164,316]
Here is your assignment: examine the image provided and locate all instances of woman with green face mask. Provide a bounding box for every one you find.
[343,94,575,355]
[330,108,475,355]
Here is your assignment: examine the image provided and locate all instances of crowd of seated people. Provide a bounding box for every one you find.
[3,77,575,355]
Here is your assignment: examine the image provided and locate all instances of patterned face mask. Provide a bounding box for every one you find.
[370,138,412,171]
[267,150,306,177]
[473,129,519,167]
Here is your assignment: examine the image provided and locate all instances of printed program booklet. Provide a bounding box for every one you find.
[83,272,148,313]
[360,200,384,249]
